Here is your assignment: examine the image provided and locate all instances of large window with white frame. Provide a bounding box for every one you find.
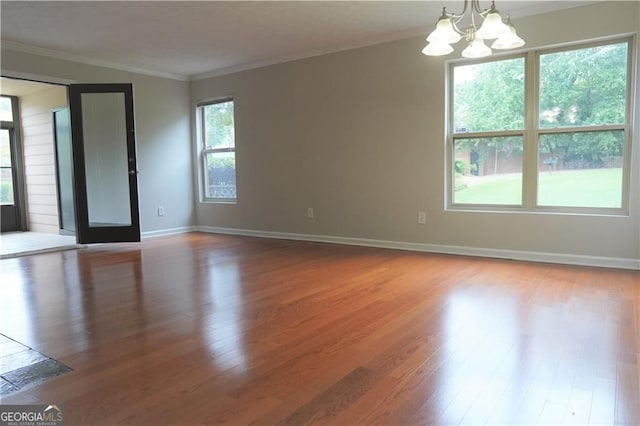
[197,98,236,202]
[448,37,633,213]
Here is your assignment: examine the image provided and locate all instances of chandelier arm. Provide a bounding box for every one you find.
[472,0,484,15]
[450,20,467,36]
[443,0,468,21]
[470,8,477,33]
[479,0,497,17]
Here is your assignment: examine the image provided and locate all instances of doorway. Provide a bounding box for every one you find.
[1,78,76,255]
[1,77,141,253]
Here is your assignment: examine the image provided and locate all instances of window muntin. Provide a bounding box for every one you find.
[448,38,632,214]
[198,99,236,202]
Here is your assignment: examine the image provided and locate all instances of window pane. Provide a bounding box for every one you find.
[0,97,12,122]
[453,136,523,205]
[205,151,236,199]
[453,57,524,133]
[538,131,623,208]
[1,168,14,205]
[1,128,12,168]
[539,43,627,128]
[1,129,14,205]
[204,101,234,149]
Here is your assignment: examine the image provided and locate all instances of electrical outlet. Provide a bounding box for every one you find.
[307,207,314,219]
[158,206,165,217]
[418,211,426,224]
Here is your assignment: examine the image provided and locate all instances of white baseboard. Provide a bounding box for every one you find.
[196,225,640,270]
[141,226,196,239]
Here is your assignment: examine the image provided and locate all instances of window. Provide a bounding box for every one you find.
[1,128,14,205]
[1,96,18,206]
[537,43,628,208]
[0,96,13,121]
[197,98,236,202]
[452,57,525,206]
[449,38,633,213]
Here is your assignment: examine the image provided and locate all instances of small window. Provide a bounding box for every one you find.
[197,99,236,202]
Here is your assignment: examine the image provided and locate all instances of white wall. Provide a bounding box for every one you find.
[1,50,194,235]
[19,86,67,233]
[191,1,640,266]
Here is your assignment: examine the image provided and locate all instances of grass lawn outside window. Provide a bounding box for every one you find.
[454,168,622,208]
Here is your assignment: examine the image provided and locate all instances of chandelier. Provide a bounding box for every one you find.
[422,0,525,58]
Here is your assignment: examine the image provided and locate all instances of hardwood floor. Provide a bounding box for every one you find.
[0,232,638,425]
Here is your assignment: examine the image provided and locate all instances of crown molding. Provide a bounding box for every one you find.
[1,40,189,82]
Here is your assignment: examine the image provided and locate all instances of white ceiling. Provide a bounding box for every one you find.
[0,77,60,96]
[1,1,597,81]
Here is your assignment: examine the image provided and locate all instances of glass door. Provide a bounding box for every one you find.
[69,84,140,243]
[53,107,76,235]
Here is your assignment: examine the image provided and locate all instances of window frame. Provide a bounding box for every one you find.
[446,36,635,216]
[196,97,237,204]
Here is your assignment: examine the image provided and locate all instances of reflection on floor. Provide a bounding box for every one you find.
[0,232,80,259]
[0,334,73,396]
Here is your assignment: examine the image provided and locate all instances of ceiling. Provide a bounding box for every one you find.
[1,1,596,81]
[0,77,61,96]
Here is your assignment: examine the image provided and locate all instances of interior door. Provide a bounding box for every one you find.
[69,83,140,244]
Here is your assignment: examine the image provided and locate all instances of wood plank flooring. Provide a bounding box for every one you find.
[0,232,638,425]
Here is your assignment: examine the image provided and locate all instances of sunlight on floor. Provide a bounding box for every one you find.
[0,232,81,259]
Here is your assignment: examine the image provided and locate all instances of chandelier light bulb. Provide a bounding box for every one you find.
[462,37,492,58]
[475,10,509,40]
[492,19,525,49]
[422,41,455,56]
[427,17,462,44]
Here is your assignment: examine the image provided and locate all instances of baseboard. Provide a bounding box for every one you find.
[141,226,196,239]
[196,225,640,270]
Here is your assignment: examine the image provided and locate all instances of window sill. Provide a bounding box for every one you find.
[201,198,237,205]
[446,205,629,218]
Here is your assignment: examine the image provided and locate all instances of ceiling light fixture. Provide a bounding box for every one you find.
[422,0,525,59]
